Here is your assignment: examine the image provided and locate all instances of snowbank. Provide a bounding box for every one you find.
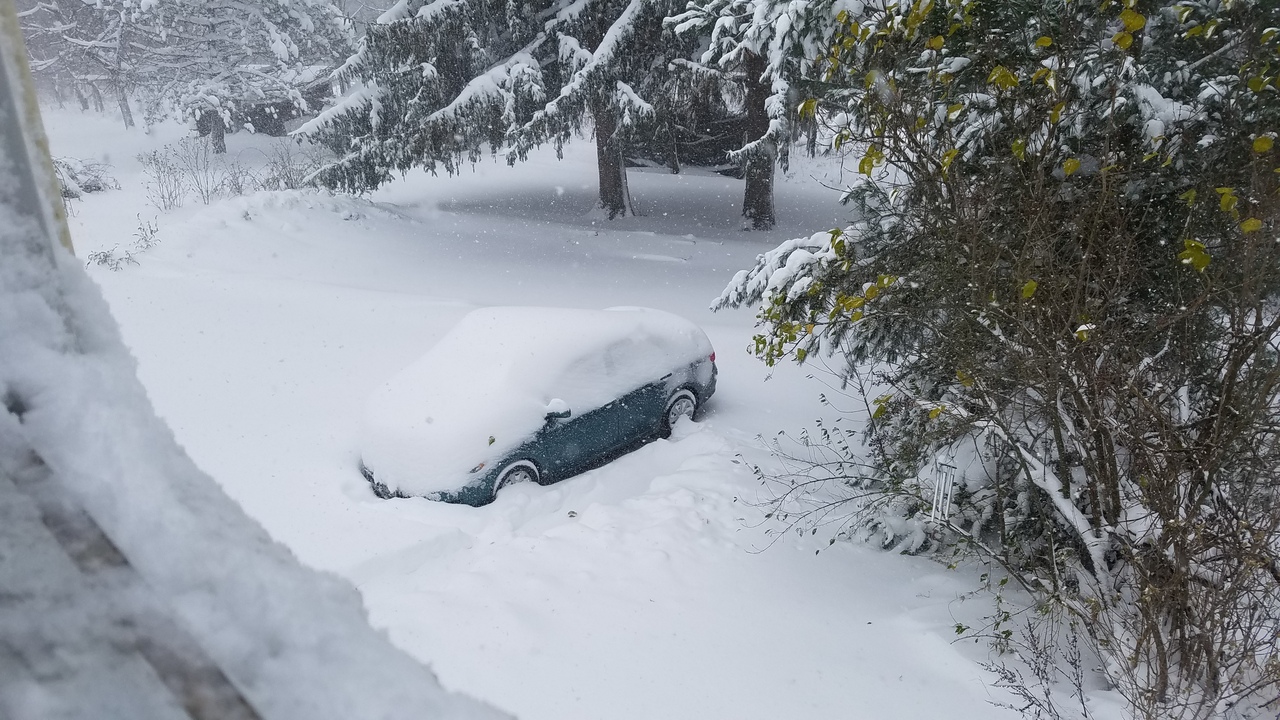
[0,63,505,720]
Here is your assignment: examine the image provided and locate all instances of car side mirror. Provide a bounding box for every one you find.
[545,398,570,422]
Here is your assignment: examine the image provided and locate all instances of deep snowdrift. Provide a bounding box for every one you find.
[0,92,502,720]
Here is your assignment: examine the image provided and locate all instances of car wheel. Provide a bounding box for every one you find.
[661,389,698,438]
[493,460,539,500]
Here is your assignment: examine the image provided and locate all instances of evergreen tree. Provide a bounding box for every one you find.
[623,58,743,174]
[300,0,548,189]
[718,1,1280,715]
[667,0,837,229]
[303,0,699,218]
[504,0,696,217]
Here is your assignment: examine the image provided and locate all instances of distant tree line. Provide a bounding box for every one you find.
[17,0,352,151]
[296,0,848,228]
[18,0,850,229]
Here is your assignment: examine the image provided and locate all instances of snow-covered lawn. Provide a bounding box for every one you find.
[48,109,1026,720]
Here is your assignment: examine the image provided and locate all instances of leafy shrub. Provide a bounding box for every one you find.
[137,148,186,211]
[720,2,1280,717]
[52,157,119,199]
[86,216,160,271]
[258,140,327,191]
[171,136,224,205]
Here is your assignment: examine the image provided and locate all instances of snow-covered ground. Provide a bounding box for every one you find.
[46,108,1036,720]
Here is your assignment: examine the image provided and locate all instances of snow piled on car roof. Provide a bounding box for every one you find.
[359,306,713,497]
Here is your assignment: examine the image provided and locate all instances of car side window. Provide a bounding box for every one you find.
[554,354,613,415]
[603,337,668,390]
[551,335,686,416]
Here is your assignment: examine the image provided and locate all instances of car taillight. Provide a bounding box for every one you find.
[709,351,716,363]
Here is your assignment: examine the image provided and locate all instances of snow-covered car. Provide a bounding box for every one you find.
[359,306,718,506]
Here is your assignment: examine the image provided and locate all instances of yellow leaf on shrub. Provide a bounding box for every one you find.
[1241,218,1263,233]
[1217,187,1238,212]
[941,148,958,174]
[986,65,1019,89]
[1120,8,1145,31]
[1254,136,1274,153]
[1035,36,1052,47]
[1178,239,1211,272]
[1021,280,1039,298]
[1063,158,1081,177]
[1113,31,1133,49]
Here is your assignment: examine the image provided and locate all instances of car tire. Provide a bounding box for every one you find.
[493,460,539,500]
[661,389,698,438]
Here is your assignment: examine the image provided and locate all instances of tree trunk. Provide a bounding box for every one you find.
[206,110,227,154]
[741,51,776,231]
[592,99,631,219]
[90,84,104,113]
[114,84,134,129]
[111,13,133,129]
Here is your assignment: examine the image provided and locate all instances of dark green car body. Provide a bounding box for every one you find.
[363,357,716,506]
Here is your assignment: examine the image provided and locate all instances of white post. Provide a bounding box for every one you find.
[0,0,73,257]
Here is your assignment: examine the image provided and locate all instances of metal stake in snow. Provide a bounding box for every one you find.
[930,461,956,524]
